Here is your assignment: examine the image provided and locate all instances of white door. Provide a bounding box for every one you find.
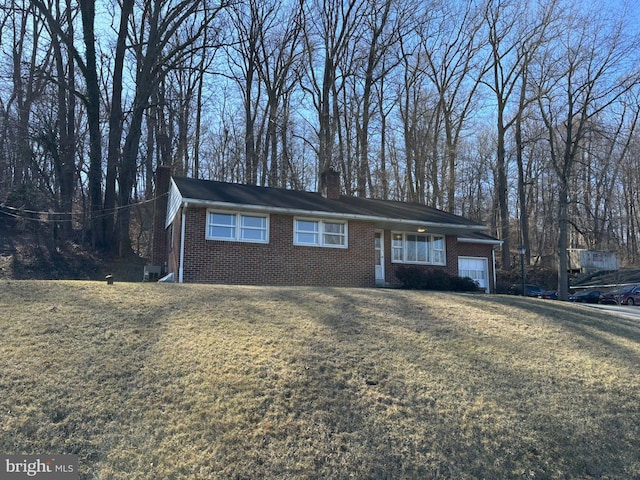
[458,257,489,293]
[375,231,385,284]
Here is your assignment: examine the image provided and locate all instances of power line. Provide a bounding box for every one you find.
[0,193,167,224]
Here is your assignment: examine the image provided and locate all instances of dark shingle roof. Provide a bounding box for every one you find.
[171,176,488,232]
[457,231,504,244]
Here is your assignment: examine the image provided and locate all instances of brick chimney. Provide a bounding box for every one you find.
[320,168,341,200]
[151,165,172,268]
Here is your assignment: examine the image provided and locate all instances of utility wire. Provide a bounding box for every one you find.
[0,192,168,224]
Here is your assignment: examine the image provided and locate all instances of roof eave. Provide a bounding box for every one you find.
[179,197,488,233]
[458,236,503,246]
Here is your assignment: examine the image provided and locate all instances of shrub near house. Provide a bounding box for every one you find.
[395,266,480,291]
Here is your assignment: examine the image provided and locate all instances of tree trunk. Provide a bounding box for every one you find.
[117,76,152,255]
[79,0,103,248]
[104,0,134,248]
[557,175,569,300]
[52,2,75,241]
[515,66,530,264]
[496,108,511,270]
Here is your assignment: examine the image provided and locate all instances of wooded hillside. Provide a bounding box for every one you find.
[1,0,639,295]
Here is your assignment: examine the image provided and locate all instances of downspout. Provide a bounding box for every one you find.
[492,249,497,294]
[179,203,187,283]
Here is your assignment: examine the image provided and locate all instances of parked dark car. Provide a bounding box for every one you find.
[508,284,547,297]
[540,290,558,300]
[568,289,602,304]
[599,285,640,305]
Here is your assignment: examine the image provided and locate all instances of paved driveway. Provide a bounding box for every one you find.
[581,303,640,321]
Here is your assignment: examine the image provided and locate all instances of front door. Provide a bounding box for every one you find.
[375,230,385,284]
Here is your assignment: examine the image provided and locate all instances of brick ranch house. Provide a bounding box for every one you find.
[151,166,501,291]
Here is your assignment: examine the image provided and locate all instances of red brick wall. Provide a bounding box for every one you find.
[178,208,376,287]
[167,206,495,289]
[383,232,496,291]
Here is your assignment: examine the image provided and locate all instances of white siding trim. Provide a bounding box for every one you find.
[166,180,184,228]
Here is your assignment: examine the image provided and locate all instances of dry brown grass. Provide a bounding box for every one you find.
[1,281,639,479]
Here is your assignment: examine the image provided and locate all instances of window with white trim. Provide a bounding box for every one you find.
[432,236,445,264]
[207,211,268,243]
[391,232,446,265]
[294,218,347,248]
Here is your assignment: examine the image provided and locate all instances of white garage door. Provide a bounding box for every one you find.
[458,257,489,293]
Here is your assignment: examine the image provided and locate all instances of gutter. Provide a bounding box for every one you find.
[458,237,503,246]
[179,203,187,284]
[492,249,497,294]
[179,198,489,232]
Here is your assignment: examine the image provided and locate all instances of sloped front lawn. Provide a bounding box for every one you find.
[1,281,639,479]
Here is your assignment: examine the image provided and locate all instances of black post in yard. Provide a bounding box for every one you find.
[518,245,526,296]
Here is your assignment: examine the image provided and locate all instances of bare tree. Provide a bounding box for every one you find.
[301,0,365,191]
[619,110,640,264]
[226,0,265,185]
[193,1,219,179]
[457,126,495,222]
[102,0,134,247]
[483,0,558,270]
[423,0,487,212]
[8,1,46,192]
[115,0,227,254]
[533,2,640,298]
[352,0,402,197]
[396,11,435,204]
[372,62,396,200]
[32,0,105,246]
[254,0,305,189]
[572,112,636,250]
[48,0,76,240]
